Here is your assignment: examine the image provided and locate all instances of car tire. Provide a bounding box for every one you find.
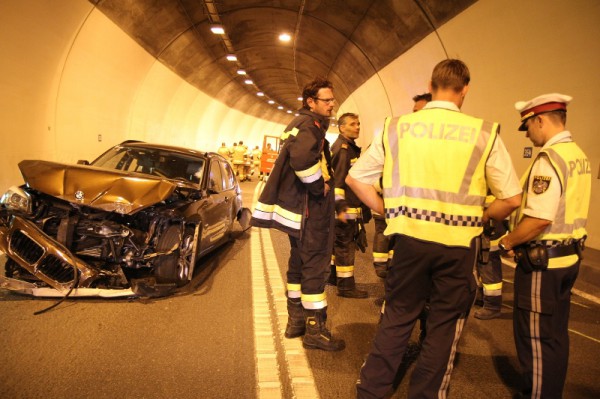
[154,225,195,287]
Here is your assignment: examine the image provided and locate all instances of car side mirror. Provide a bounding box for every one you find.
[77,160,90,165]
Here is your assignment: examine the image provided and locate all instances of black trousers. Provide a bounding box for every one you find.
[476,250,503,309]
[372,215,390,267]
[334,218,357,275]
[357,234,477,399]
[287,191,335,299]
[513,260,579,399]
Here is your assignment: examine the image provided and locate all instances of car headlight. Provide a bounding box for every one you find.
[0,186,32,214]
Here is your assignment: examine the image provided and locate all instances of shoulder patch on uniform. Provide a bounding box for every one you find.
[341,143,348,149]
[532,175,551,194]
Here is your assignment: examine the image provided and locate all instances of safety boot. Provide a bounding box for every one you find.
[337,276,368,298]
[474,307,501,320]
[327,262,337,286]
[284,297,305,338]
[373,262,387,278]
[302,308,345,351]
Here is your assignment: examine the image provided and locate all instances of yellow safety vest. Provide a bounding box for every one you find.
[511,141,590,243]
[382,109,497,247]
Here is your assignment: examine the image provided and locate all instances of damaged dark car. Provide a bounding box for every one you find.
[0,140,250,298]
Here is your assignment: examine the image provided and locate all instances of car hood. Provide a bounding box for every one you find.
[19,160,178,214]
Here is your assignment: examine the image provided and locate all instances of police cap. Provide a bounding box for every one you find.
[514,93,572,131]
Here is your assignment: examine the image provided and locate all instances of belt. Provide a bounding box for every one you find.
[546,243,579,258]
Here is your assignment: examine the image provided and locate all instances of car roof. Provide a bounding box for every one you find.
[120,141,222,160]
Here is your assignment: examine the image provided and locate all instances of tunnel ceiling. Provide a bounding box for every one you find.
[91,0,476,125]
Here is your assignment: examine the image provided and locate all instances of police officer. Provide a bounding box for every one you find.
[474,194,509,320]
[251,77,344,352]
[499,93,591,398]
[347,59,522,398]
[331,113,369,298]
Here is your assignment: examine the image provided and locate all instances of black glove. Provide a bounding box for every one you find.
[361,204,372,224]
[355,219,368,253]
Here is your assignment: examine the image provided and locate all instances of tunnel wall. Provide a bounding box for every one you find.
[0,1,285,194]
[1,0,598,247]
[338,0,600,248]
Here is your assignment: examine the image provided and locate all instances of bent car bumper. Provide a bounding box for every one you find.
[0,215,98,291]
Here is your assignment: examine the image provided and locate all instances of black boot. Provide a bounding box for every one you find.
[302,308,345,351]
[337,276,368,298]
[285,297,305,338]
[475,293,502,320]
[373,262,387,278]
[327,263,337,286]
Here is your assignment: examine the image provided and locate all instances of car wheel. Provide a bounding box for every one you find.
[154,225,195,287]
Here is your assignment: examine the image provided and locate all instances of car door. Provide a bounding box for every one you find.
[198,159,231,253]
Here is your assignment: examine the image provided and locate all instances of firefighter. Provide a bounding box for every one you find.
[330,112,369,298]
[499,93,591,398]
[217,142,231,165]
[232,141,247,181]
[251,145,262,178]
[251,77,344,351]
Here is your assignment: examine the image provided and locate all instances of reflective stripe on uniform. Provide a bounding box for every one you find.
[344,207,362,219]
[301,292,327,310]
[482,282,502,297]
[385,205,483,227]
[295,161,322,183]
[373,252,388,263]
[253,202,302,230]
[287,283,301,298]
[281,127,299,142]
[336,265,354,278]
[335,187,345,201]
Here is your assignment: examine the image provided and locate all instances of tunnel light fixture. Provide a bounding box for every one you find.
[287,110,292,114]
[257,92,264,97]
[295,113,300,116]
[211,25,225,35]
[268,100,275,104]
[297,97,303,101]
[279,33,292,42]
[277,106,284,110]
[237,69,247,75]
[226,54,237,61]
[244,79,253,85]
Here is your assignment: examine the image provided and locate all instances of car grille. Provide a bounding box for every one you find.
[38,255,76,283]
[9,230,44,264]
[9,229,75,284]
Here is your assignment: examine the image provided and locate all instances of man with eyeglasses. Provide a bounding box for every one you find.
[251,77,345,351]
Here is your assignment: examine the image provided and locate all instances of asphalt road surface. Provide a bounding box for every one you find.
[1,179,599,399]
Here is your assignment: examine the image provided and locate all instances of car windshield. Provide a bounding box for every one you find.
[92,146,205,185]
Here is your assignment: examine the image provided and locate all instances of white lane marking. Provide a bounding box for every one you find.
[252,181,320,399]
[251,227,282,398]
[260,228,320,398]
